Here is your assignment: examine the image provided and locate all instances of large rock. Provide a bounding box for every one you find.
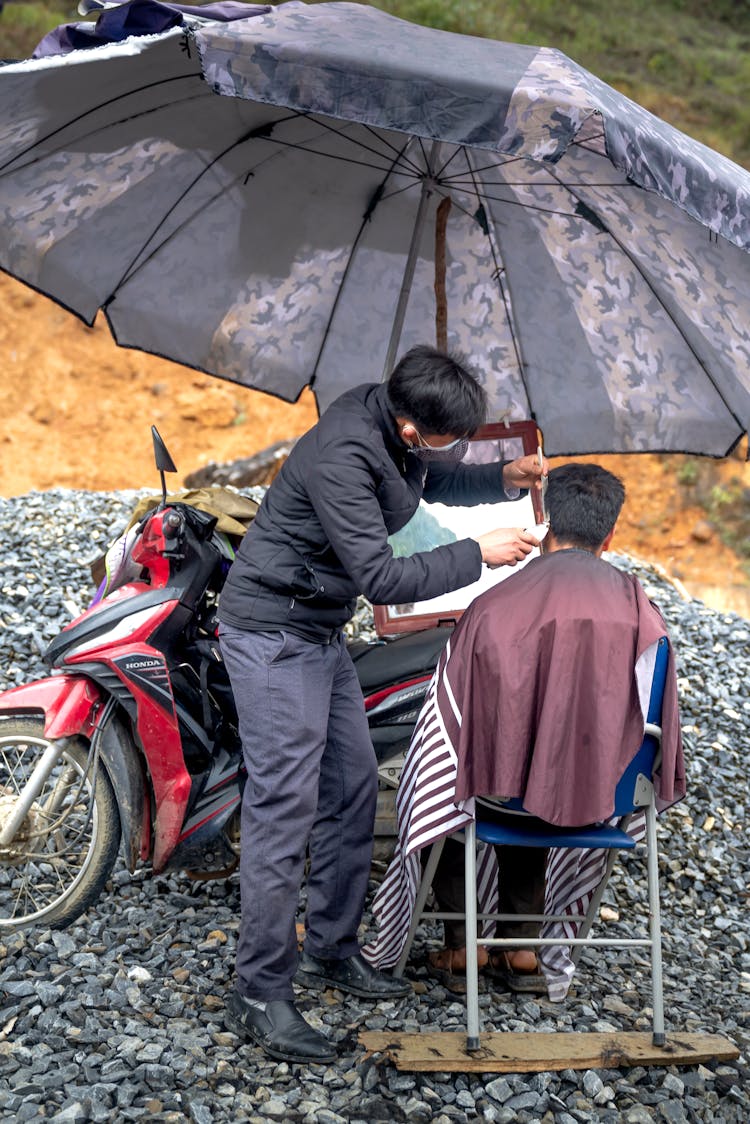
[183,439,295,489]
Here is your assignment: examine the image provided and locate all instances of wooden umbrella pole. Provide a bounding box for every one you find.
[434,195,451,351]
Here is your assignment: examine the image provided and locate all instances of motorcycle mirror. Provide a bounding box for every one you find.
[151,426,178,509]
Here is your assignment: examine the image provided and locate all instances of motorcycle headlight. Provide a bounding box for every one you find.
[60,605,163,662]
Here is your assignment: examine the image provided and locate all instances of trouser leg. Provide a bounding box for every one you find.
[305,636,378,959]
[495,844,548,940]
[431,830,549,946]
[430,838,469,949]
[219,626,336,1001]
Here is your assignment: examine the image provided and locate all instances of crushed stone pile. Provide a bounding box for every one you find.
[0,489,747,1122]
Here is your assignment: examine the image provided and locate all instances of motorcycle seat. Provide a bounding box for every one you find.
[348,627,452,694]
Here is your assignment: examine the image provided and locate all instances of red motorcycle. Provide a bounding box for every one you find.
[0,430,450,932]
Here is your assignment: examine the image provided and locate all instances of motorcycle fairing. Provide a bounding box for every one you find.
[45,582,184,666]
[112,653,175,714]
[349,626,451,694]
[165,747,242,872]
[63,600,193,872]
[0,673,101,740]
[364,674,434,719]
[72,649,190,872]
[0,673,150,870]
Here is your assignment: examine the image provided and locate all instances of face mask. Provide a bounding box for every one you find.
[406,428,469,463]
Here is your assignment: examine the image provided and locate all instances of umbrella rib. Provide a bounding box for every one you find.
[0,76,210,175]
[379,181,425,204]
[359,124,425,174]
[310,141,415,388]
[415,135,431,172]
[440,133,609,182]
[442,176,637,189]
[438,178,591,221]
[543,166,746,429]
[455,153,529,177]
[106,116,411,295]
[434,145,467,180]
[252,133,422,179]
[569,134,614,160]
[462,150,531,413]
[308,117,425,176]
[105,116,303,294]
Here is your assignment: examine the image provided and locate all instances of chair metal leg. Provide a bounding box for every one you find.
[569,848,618,968]
[393,837,446,978]
[464,820,481,1051]
[645,801,666,1046]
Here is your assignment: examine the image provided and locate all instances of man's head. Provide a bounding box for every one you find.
[546,463,625,554]
[387,345,487,443]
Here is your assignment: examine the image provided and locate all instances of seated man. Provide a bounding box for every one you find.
[365,463,685,995]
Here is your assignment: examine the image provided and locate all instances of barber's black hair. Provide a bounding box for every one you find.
[386,344,487,436]
[547,463,625,550]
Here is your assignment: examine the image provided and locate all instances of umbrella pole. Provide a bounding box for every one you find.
[434,196,452,351]
[381,141,440,380]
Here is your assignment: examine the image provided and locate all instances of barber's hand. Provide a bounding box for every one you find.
[475,527,540,568]
[503,454,549,493]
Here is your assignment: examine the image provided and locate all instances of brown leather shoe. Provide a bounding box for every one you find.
[426,946,488,993]
[486,949,547,994]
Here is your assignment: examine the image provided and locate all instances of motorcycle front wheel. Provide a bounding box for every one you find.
[0,716,121,932]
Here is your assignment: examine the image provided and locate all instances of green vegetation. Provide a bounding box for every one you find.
[676,459,699,486]
[0,0,77,61]
[1,0,748,166]
[706,481,750,562]
[367,0,750,168]
[675,456,750,573]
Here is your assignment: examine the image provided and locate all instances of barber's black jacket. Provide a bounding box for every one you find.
[218,383,516,642]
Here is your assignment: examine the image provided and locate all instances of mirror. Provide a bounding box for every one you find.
[151,425,178,474]
[151,425,178,510]
[373,421,544,636]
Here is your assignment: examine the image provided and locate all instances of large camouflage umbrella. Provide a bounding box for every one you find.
[1,0,750,455]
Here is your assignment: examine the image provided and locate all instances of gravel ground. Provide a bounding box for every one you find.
[0,489,748,1123]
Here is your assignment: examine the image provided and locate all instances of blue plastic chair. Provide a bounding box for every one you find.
[395,636,671,1051]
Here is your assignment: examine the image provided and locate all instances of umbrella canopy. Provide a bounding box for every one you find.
[2,0,750,456]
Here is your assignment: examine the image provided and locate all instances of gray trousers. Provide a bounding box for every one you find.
[433,832,549,948]
[218,625,378,1001]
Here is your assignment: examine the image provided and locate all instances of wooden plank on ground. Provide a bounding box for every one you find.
[359,1031,739,1073]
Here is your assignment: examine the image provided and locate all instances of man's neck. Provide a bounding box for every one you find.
[546,535,603,558]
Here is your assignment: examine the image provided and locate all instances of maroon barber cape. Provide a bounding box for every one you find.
[439,549,685,826]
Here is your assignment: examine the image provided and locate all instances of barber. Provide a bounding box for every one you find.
[218,344,547,1063]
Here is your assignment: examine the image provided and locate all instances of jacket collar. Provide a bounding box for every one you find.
[370,382,406,457]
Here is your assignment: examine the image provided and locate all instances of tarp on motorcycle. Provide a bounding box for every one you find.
[125,488,259,537]
[90,486,258,593]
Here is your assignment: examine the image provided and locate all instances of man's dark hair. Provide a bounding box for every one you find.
[386,345,487,436]
[547,463,625,550]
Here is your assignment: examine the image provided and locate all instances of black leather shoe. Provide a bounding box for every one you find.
[294,952,412,999]
[224,990,336,1064]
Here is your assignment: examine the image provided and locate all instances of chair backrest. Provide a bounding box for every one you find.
[481,635,670,822]
[611,635,669,816]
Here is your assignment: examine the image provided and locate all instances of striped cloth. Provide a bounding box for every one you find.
[362,636,648,1002]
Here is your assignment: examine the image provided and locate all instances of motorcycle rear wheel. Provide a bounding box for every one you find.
[0,716,121,932]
